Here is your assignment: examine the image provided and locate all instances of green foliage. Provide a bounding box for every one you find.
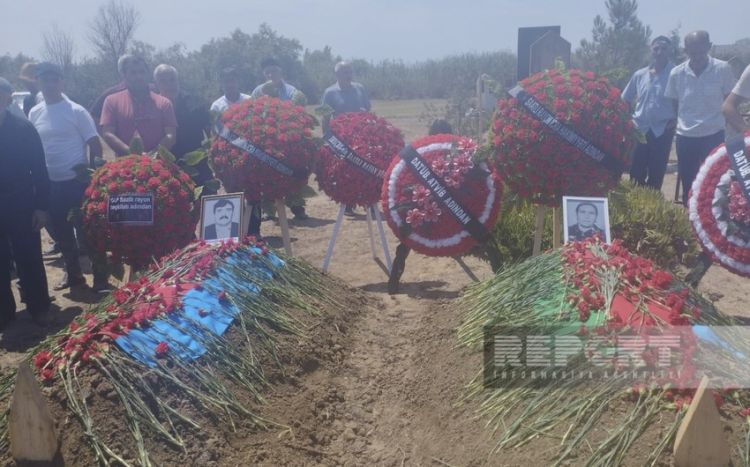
[574,0,651,88]
[487,181,700,270]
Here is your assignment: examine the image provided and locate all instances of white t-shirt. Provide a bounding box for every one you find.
[210,93,251,115]
[732,64,750,100]
[665,57,737,137]
[29,99,98,182]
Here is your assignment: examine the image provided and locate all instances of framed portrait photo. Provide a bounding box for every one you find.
[199,192,245,243]
[562,196,611,244]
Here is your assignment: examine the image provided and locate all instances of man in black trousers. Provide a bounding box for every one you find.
[0,77,52,328]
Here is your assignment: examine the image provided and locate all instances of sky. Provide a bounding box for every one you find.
[1,0,747,63]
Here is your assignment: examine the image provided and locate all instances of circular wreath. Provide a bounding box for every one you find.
[82,155,197,266]
[381,134,502,257]
[316,112,404,206]
[208,96,317,201]
[689,138,750,277]
[489,68,635,206]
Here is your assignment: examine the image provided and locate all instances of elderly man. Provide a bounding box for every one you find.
[722,64,750,137]
[665,31,736,205]
[0,77,52,327]
[28,63,107,291]
[621,36,677,190]
[100,55,177,156]
[210,66,251,116]
[321,61,371,132]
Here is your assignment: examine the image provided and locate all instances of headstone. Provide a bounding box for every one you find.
[517,26,561,81]
[9,363,59,463]
[673,376,730,467]
[529,31,571,75]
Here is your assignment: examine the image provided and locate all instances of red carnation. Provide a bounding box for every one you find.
[155,341,169,358]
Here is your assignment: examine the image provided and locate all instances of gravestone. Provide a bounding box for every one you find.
[517,26,561,81]
[529,31,571,75]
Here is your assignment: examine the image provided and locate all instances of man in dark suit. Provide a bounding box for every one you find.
[568,202,605,241]
[204,199,239,240]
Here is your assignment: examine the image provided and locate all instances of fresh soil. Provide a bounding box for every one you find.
[0,163,748,465]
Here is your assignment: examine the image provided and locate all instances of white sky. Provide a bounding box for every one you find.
[1,0,747,62]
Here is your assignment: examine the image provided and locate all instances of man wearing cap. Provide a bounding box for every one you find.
[210,66,251,116]
[621,36,677,190]
[251,57,309,221]
[100,55,177,156]
[0,77,52,327]
[28,63,107,291]
[665,30,736,205]
[18,62,41,116]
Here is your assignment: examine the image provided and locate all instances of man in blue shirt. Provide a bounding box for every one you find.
[321,61,371,132]
[621,36,677,190]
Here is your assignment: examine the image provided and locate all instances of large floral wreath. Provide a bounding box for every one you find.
[82,155,197,266]
[316,112,404,207]
[381,134,502,257]
[489,68,635,206]
[688,137,750,277]
[208,96,317,201]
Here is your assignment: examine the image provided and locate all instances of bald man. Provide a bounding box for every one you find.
[665,30,736,204]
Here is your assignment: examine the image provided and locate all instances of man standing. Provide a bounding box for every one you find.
[665,31,736,204]
[153,64,213,191]
[210,66,251,115]
[251,57,309,221]
[722,63,750,137]
[100,55,177,156]
[621,37,677,190]
[18,62,40,116]
[29,63,107,291]
[0,77,52,327]
[321,61,371,132]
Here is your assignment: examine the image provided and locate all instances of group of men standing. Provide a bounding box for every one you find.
[622,30,750,204]
[0,56,371,329]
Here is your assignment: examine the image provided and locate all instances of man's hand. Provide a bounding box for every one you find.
[31,210,50,232]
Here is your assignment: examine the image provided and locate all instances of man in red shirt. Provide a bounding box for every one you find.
[100,55,177,156]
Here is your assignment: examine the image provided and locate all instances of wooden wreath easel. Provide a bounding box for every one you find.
[243,199,293,255]
[532,205,563,256]
[322,204,392,274]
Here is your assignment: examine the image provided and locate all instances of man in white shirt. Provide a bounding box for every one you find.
[722,64,750,137]
[665,30,736,205]
[29,62,106,291]
[210,67,251,116]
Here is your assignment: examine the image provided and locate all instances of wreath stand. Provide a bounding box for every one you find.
[532,206,562,256]
[243,199,293,255]
[322,204,392,274]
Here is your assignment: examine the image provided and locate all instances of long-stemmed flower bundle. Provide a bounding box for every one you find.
[0,238,344,466]
[82,154,198,268]
[316,112,404,207]
[381,134,502,257]
[208,96,318,202]
[458,238,750,465]
[689,137,750,277]
[489,68,635,206]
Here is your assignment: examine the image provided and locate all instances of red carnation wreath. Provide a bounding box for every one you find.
[381,134,502,257]
[688,137,750,277]
[316,112,404,206]
[82,155,197,266]
[490,68,635,206]
[208,96,317,201]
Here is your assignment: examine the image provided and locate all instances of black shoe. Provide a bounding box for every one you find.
[92,280,113,294]
[291,206,309,220]
[54,274,86,291]
[344,205,357,217]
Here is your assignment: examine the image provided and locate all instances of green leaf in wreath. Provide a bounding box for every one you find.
[182,150,207,166]
[193,185,204,200]
[129,134,144,155]
[156,145,177,164]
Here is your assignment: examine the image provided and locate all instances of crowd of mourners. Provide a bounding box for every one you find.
[0,55,370,328]
[0,28,749,329]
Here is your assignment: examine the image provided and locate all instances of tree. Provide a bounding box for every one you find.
[42,24,76,73]
[575,0,651,86]
[88,0,140,76]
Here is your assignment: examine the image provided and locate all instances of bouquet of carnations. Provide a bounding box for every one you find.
[689,138,750,277]
[209,96,317,201]
[82,154,197,266]
[489,68,635,206]
[381,134,502,257]
[316,112,404,207]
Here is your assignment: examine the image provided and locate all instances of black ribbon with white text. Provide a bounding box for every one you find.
[726,135,750,204]
[323,131,385,179]
[399,145,489,242]
[508,85,625,174]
